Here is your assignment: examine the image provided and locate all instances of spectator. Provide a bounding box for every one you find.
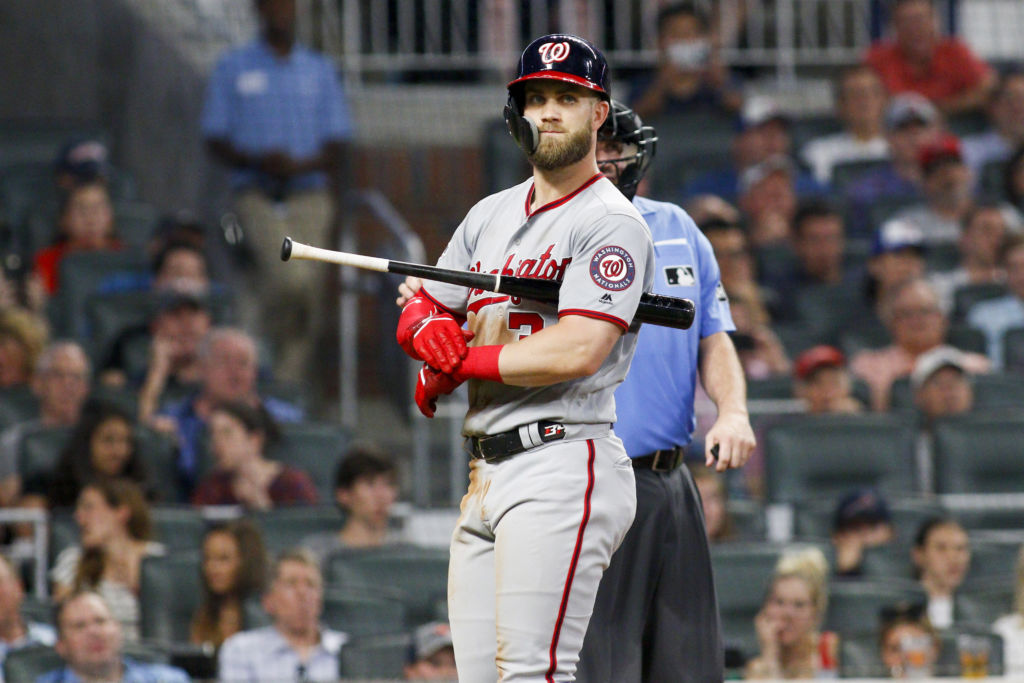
[1005,146,1024,212]
[0,341,90,508]
[702,219,780,324]
[745,546,834,679]
[43,400,153,510]
[802,66,891,185]
[893,134,974,244]
[0,553,56,677]
[191,520,268,650]
[0,309,48,390]
[845,94,941,237]
[218,549,347,682]
[878,602,940,678]
[98,232,212,300]
[202,0,354,389]
[911,516,970,629]
[831,488,895,577]
[967,233,1024,368]
[156,327,303,495]
[962,70,1024,177]
[928,202,1014,314]
[683,194,742,228]
[301,444,399,566]
[192,400,317,509]
[991,544,1024,678]
[738,155,799,247]
[851,278,989,411]
[864,0,995,115]
[860,219,928,325]
[628,2,741,120]
[53,139,111,194]
[911,345,975,422]
[793,346,864,415]
[49,479,165,641]
[729,293,791,379]
[404,620,457,681]
[38,591,188,683]
[29,179,121,296]
[687,463,734,543]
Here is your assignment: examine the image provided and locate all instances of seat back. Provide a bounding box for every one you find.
[49,250,149,338]
[18,425,72,495]
[932,414,1024,493]
[824,579,927,638]
[150,506,206,554]
[322,589,407,637]
[338,632,412,679]
[831,158,891,193]
[252,505,343,555]
[936,627,1004,677]
[763,415,917,504]
[267,423,351,502]
[839,632,888,678]
[952,282,1008,323]
[793,495,946,545]
[1003,327,1024,374]
[138,552,202,643]
[326,546,449,626]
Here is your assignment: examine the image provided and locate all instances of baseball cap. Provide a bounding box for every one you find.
[410,621,454,662]
[54,138,110,181]
[738,154,794,195]
[918,134,963,174]
[794,345,846,380]
[739,95,789,131]
[833,488,892,532]
[884,93,939,131]
[871,219,925,256]
[910,345,970,391]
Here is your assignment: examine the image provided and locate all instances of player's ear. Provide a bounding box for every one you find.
[592,99,610,131]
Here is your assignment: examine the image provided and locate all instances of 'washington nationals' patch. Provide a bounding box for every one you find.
[589,245,636,291]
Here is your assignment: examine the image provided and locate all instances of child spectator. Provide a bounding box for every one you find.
[878,602,940,678]
[910,345,975,422]
[793,346,864,415]
[191,400,317,510]
[404,621,458,681]
[191,519,268,650]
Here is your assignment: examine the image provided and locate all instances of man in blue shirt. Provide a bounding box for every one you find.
[577,101,756,682]
[201,0,354,389]
[37,591,188,683]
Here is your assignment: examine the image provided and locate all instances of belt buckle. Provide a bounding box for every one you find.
[651,447,680,472]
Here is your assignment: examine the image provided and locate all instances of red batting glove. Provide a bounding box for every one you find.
[396,295,473,374]
[414,364,463,418]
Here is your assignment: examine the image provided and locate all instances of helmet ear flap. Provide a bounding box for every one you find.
[504,94,540,155]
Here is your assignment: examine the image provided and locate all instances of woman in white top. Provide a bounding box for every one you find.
[992,544,1024,677]
[50,478,165,640]
[911,516,971,630]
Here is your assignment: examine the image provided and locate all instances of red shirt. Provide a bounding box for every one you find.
[865,38,991,104]
[191,466,319,507]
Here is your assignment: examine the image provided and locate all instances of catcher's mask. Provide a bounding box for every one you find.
[504,33,610,155]
[597,100,658,200]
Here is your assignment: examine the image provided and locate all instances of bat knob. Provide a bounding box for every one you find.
[280,237,293,261]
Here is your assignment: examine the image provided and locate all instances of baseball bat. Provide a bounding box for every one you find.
[282,237,694,330]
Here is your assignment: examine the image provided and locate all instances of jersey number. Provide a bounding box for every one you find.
[508,312,544,340]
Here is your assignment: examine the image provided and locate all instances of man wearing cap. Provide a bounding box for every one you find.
[831,488,895,577]
[967,233,1024,369]
[793,345,863,415]
[892,134,974,244]
[865,0,995,115]
[54,139,111,191]
[962,70,1024,178]
[404,622,457,681]
[912,345,975,422]
[845,93,941,236]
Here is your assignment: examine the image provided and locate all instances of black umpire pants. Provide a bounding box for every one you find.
[576,463,723,683]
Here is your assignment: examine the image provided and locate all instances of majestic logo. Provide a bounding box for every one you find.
[589,245,636,291]
[538,41,571,65]
[599,293,613,304]
[664,265,695,287]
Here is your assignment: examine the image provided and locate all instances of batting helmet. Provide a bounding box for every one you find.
[504,34,611,155]
[598,100,658,200]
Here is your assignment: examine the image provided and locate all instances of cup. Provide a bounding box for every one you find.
[900,632,933,679]
[957,634,990,679]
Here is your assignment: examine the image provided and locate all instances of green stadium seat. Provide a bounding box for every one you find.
[252,505,344,555]
[0,384,39,429]
[792,495,946,545]
[946,324,987,355]
[1004,327,1024,374]
[958,582,1016,626]
[322,589,407,637]
[268,423,352,502]
[979,159,1008,200]
[839,632,887,678]
[17,425,72,496]
[932,414,1024,494]
[763,414,917,504]
[824,579,927,638]
[137,426,183,503]
[150,506,205,554]
[48,250,149,338]
[338,632,412,679]
[326,546,449,626]
[830,158,891,193]
[952,282,1009,323]
[138,552,202,643]
[935,627,1004,677]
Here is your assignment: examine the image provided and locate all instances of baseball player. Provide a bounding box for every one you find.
[395,35,654,681]
[576,101,756,682]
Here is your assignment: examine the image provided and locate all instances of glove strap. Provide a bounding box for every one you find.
[456,345,503,383]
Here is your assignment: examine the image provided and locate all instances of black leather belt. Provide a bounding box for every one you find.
[631,446,685,472]
[469,421,567,461]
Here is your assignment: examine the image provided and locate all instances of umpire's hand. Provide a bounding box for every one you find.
[704,410,755,472]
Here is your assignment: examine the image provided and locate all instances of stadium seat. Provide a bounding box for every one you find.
[979,159,1008,200]
[932,414,1024,493]
[962,536,1020,591]
[17,425,72,496]
[48,250,150,338]
[136,426,183,503]
[138,552,202,643]
[112,201,160,250]
[252,505,344,554]
[338,632,412,679]
[83,291,153,360]
[945,324,987,355]
[839,632,887,678]
[794,283,871,347]
[149,506,205,553]
[958,582,1016,626]
[952,282,1009,323]
[762,414,917,504]
[1004,327,1024,374]
[268,422,352,502]
[824,578,927,637]
[792,495,946,544]
[20,594,53,625]
[322,589,407,637]
[0,384,39,429]
[326,545,449,626]
[746,376,794,401]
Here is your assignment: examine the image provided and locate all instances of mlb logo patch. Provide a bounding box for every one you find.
[664,265,695,287]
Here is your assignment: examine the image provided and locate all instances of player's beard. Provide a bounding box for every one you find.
[529,122,593,171]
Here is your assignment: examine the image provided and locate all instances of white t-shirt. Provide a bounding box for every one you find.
[992,613,1024,677]
[801,132,889,185]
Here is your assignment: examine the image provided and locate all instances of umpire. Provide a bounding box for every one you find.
[576,102,756,682]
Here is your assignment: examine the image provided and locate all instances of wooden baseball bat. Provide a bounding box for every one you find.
[281,237,695,330]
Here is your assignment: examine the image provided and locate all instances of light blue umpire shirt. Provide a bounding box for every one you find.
[613,196,736,456]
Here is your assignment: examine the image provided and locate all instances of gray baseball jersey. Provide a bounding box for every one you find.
[421,173,654,436]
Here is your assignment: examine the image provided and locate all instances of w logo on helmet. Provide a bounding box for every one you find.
[538,41,571,65]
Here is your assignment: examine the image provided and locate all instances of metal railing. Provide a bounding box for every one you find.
[0,508,48,598]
